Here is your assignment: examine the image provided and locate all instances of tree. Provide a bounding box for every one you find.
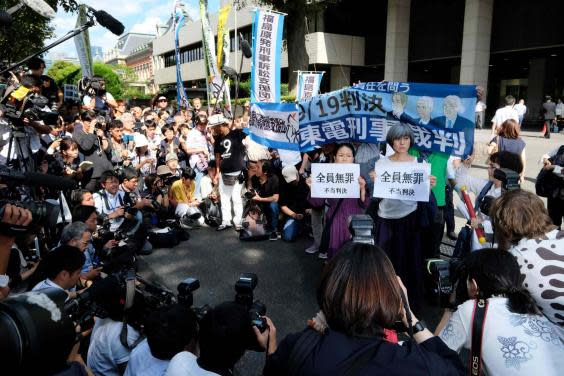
[47,61,125,99]
[238,0,331,95]
[0,1,79,63]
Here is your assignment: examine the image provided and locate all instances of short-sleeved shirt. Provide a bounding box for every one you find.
[214,129,247,173]
[492,106,519,127]
[251,175,279,199]
[439,297,564,376]
[124,339,169,376]
[87,318,140,376]
[170,179,195,204]
[165,351,219,376]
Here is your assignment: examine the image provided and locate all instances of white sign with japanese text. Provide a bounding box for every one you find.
[373,161,431,202]
[311,163,360,198]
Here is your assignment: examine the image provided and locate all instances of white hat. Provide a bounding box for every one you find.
[282,165,299,183]
[207,114,229,127]
[133,133,149,148]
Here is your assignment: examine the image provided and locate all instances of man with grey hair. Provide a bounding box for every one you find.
[434,95,474,157]
[120,113,137,151]
[415,96,434,125]
[60,221,102,280]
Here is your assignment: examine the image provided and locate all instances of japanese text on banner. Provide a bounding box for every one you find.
[372,161,431,202]
[311,163,360,199]
[298,82,476,157]
[248,103,300,151]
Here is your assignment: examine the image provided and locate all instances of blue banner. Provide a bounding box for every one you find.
[174,2,190,111]
[249,102,300,151]
[298,81,477,157]
[250,10,284,103]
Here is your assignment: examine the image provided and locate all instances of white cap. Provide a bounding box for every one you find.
[133,133,149,148]
[207,114,229,127]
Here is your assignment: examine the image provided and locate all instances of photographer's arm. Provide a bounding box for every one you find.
[254,193,279,203]
[0,205,33,275]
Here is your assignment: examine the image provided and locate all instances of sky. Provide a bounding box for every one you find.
[46,0,220,58]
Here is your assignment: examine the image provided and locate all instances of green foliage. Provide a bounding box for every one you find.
[0,1,79,63]
[236,79,288,98]
[46,61,125,98]
[122,87,152,100]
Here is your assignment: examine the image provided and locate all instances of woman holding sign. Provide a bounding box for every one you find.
[307,143,370,260]
[370,124,437,313]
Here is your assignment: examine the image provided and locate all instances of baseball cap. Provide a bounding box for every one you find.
[282,165,299,183]
[157,165,172,176]
[165,152,178,162]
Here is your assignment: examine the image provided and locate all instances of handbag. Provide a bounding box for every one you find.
[318,198,344,254]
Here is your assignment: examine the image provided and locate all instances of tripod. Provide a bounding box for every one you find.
[5,122,34,172]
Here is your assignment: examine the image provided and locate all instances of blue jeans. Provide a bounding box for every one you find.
[282,217,303,241]
[194,170,204,200]
[265,202,279,232]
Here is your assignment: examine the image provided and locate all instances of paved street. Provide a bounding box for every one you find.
[137,128,564,375]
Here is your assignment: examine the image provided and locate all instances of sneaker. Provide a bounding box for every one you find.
[318,252,328,259]
[234,225,243,231]
[269,231,279,241]
[217,224,232,231]
[305,244,318,254]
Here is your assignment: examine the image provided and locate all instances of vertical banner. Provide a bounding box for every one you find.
[74,5,93,78]
[200,0,224,107]
[250,9,284,103]
[216,4,231,69]
[297,71,324,101]
[173,1,190,110]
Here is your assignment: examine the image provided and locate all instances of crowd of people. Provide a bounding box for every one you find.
[0,57,562,375]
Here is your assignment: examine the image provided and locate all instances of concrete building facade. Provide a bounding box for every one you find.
[152,0,564,123]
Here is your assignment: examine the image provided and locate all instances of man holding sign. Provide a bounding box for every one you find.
[369,124,437,312]
[307,144,370,260]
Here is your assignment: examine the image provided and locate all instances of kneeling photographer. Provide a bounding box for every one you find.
[258,242,465,376]
[452,151,523,254]
[93,170,152,256]
[435,248,563,376]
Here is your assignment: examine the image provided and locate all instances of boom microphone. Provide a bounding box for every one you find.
[91,9,125,36]
[239,33,252,59]
[0,165,76,190]
[222,66,238,80]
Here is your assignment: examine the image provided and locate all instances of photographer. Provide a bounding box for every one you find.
[108,119,133,167]
[197,302,257,376]
[490,190,564,327]
[125,304,199,376]
[5,232,41,293]
[142,173,171,217]
[74,110,113,191]
[258,242,464,375]
[87,276,144,376]
[169,167,203,229]
[82,76,117,114]
[247,159,280,240]
[453,151,523,251]
[31,245,85,300]
[436,248,562,375]
[0,204,33,300]
[72,205,118,266]
[28,57,62,109]
[60,221,102,281]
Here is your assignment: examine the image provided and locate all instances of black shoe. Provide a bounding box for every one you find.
[447,231,458,241]
[269,231,279,241]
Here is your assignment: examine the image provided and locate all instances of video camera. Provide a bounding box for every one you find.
[1,89,58,126]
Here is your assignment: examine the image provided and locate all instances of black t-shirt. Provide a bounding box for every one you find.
[251,175,279,198]
[214,129,247,173]
[39,75,59,102]
[278,178,310,214]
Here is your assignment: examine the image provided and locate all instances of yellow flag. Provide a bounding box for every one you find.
[217,3,231,68]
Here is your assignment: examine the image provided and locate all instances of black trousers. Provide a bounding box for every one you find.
[547,196,564,228]
[445,184,455,233]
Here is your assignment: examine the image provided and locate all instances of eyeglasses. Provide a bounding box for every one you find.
[81,240,89,245]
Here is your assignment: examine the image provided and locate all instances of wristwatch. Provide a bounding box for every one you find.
[412,320,427,334]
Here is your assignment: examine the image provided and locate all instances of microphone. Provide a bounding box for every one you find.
[239,33,252,59]
[90,8,125,36]
[222,66,238,80]
[0,166,76,190]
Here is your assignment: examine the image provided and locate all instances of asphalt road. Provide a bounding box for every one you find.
[136,128,564,375]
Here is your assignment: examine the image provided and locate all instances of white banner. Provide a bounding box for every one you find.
[249,102,300,151]
[372,161,431,202]
[311,163,360,198]
[297,72,324,101]
[251,10,284,103]
[74,5,93,78]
